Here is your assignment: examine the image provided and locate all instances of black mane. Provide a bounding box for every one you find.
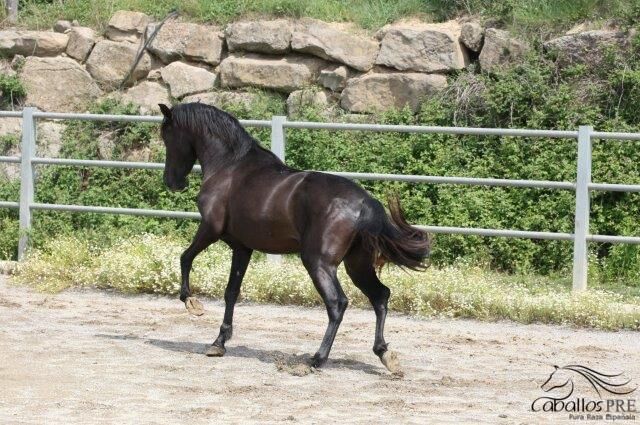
[171,102,259,160]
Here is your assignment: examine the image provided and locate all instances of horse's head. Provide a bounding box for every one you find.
[158,103,197,192]
[541,365,572,392]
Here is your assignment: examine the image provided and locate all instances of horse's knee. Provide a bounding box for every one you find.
[378,285,390,303]
[180,252,193,270]
[372,285,390,310]
[338,295,348,313]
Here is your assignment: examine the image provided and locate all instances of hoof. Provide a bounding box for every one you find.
[205,344,226,357]
[311,353,326,369]
[185,297,204,316]
[380,350,403,376]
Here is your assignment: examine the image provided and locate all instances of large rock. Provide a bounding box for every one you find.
[318,65,351,92]
[544,30,626,66]
[37,121,65,157]
[0,120,64,180]
[219,54,326,93]
[148,21,224,66]
[120,81,171,115]
[0,30,68,57]
[160,62,216,98]
[182,91,260,109]
[105,10,150,42]
[146,69,161,81]
[0,118,21,180]
[375,22,469,73]
[53,20,73,33]
[20,56,101,112]
[0,118,21,138]
[225,20,292,54]
[460,21,484,52]
[291,19,379,72]
[340,72,447,113]
[287,88,329,116]
[86,40,152,89]
[478,28,530,72]
[0,59,16,77]
[65,26,96,62]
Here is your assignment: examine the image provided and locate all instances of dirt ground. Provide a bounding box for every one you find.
[0,276,638,424]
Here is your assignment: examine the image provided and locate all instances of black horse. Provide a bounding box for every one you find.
[158,102,430,373]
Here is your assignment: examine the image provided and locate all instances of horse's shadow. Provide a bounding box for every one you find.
[96,333,385,376]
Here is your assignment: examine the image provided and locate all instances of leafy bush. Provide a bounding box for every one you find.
[3,44,640,285]
[0,134,19,154]
[0,74,26,108]
[0,93,285,258]
[284,49,640,280]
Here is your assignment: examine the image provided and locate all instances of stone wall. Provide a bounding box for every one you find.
[0,11,630,118]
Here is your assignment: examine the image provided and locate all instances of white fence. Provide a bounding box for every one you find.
[2,107,640,291]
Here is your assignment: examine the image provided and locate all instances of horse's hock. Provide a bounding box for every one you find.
[0,10,629,125]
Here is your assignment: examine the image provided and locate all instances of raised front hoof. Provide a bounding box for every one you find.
[380,350,404,377]
[185,297,205,316]
[205,344,226,357]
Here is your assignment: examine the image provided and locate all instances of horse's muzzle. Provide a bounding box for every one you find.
[165,177,188,192]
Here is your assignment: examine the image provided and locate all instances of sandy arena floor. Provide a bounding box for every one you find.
[0,275,638,424]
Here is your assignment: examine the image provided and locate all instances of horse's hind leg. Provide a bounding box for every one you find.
[301,256,348,368]
[206,246,253,357]
[180,222,218,315]
[344,243,401,375]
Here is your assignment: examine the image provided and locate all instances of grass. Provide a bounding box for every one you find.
[2,0,430,31]
[2,0,638,35]
[13,233,640,331]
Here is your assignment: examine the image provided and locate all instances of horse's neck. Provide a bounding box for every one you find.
[193,135,274,178]
[192,136,230,178]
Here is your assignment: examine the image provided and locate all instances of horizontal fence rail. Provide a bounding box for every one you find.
[0,156,20,163]
[30,202,201,220]
[2,109,640,291]
[0,201,19,209]
[282,121,580,138]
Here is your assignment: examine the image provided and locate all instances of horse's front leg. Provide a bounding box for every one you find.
[180,222,218,315]
[206,246,253,356]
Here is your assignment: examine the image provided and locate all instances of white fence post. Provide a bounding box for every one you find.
[18,107,37,260]
[5,0,18,24]
[267,115,287,264]
[572,125,592,291]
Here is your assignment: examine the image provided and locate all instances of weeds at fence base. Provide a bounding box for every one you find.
[0,261,17,275]
[12,234,640,331]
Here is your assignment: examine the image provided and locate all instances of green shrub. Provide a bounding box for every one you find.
[0,134,19,154]
[3,49,640,285]
[0,176,19,259]
[0,74,26,108]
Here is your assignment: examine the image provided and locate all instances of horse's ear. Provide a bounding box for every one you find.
[158,104,172,120]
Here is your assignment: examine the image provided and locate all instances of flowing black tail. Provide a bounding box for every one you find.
[357,196,431,271]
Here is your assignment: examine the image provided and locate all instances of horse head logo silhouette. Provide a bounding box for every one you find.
[541,365,635,399]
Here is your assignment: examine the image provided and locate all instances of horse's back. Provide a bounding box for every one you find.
[222,166,368,254]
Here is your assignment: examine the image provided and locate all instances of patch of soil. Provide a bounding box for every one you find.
[0,276,638,424]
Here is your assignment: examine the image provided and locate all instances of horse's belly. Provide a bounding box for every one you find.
[226,219,301,254]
